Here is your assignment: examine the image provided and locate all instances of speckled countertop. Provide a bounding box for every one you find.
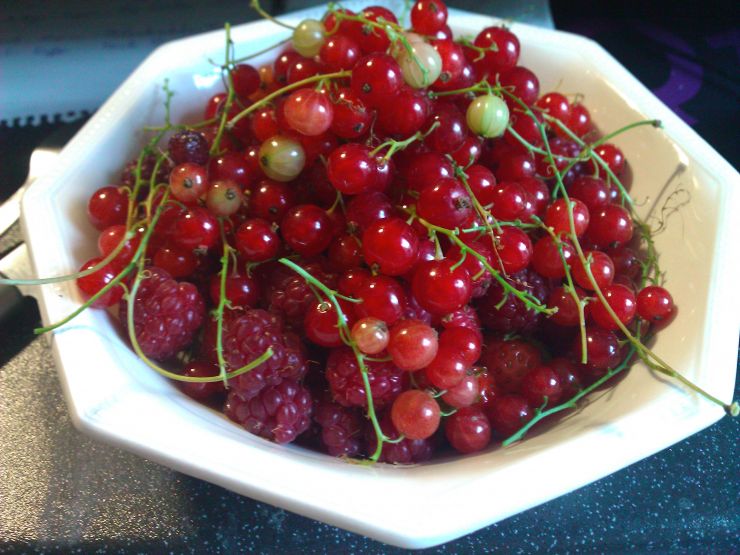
[1,1,738,552]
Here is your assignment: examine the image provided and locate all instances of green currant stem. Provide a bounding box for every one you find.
[215,219,233,385]
[428,78,494,98]
[250,0,296,30]
[456,37,498,61]
[418,218,556,315]
[227,70,351,129]
[370,124,437,159]
[278,258,390,461]
[143,117,217,133]
[0,226,140,287]
[210,23,237,156]
[502,345,638,446]
[535,217,588,363]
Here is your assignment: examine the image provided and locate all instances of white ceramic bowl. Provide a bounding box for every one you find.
[20,0,740,548]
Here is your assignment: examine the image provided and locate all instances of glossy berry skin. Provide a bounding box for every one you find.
[388,319,439,371]
[97,224,139,270]
[536,92,570,125]
[376,87,430,137]
[532,236,575,279]
[473,26,520,75]
[280,205,332,257]
[416,177,472,229]
[411,0,448,34]
[587,204,634,248]
[354,275,406,325]
[258,135,306,182]
[304,301,346,347]
[169,163,208,205]
[231,63,261,99]
[520,365,563,407]
[76,257,124,308]
[492,225,533,274]
[250,179,295,223]
[208,272,260,309]
[353,6,398,54]
[152,246,197,278]
[328,233,363,270]
[588,283,637,330]
[424,102,467,153]
[549,357,582,398]
[402,151,454,193]
[572,250,615,291]
[574,327,622,371]
[498,66,539,107]
[283,88,334,136]
[594,143,625,176]
[206,179,244,217]
[235,218,280,262]
[568,176,610,212]
[424,345,468,389]
[211,151,258,191]
[439,326,481,367]
[569,103,592,137]
[391,390,441,440]
[445,406,491,453]
[330,88,372,139]
[637,285,675,323]
[412,259,473,316]
[327,143,377,195]
[351,53,403,108]
[442,374,480,408]
[362,217,419,276]
[351,317,389,355]
[87,186,128,231]
[319,34,360,71]
[346,192,393,232]
[489,181,527,220]
[179,361,225,402]
[487,394,532,438]
[172,207,219,250]
[465,164,496,205]
[545,198,590,237]
[547,286,583,327]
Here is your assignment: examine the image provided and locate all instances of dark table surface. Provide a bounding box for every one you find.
[1,1,738,553]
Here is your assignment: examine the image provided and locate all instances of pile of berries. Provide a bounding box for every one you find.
[76,0,679,462]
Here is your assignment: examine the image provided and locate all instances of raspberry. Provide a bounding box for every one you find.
[265,261,337,327]
[314,400,364,457]
[480,337,542,393]
[225,379,313,444]
[325,347,405,408]
[439,304,482,338]
[476,268,548,334]
[120,154,173,190]
[402,286,433,325]
[201,308,308,399]
[119,267,205,360]
[366,413,435,464]
[168,130,209,165]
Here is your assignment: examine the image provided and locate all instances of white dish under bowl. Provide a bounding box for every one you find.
[20,0,740,549]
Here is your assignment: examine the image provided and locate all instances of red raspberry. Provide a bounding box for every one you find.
[476,268,548,334]
[264,261,337,327]
[402,286,433,325]
[480,337,542,393]
[119,267,205,360]
[120,154,173,190]
[366,413,435,464]
[314,400,364,457]
[201,308,308,399]
[224,379,313,444]
[439,304,482,338]
[325,347,405,408]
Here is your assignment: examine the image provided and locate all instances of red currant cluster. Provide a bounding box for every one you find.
[70,0,731,464]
